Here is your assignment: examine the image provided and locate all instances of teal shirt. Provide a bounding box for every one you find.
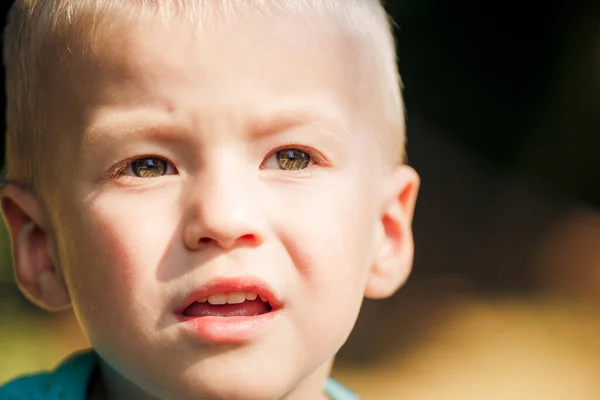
[0,350,357,400]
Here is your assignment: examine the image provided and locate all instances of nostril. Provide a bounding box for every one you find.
[196,234,260,248]
[240,234,255,242]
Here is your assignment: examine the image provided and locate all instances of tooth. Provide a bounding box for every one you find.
[197,297,208,303]
[259,294,268,302]
[227,292,246,304]
[245,292,258,301]
[207,293,227,305]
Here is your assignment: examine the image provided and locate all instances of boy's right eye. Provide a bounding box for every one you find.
[122,156,177,178]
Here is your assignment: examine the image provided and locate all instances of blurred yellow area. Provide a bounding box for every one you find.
[334,299,600,400]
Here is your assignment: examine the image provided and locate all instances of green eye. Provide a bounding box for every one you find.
[276,149,310,170]
[131,157,169,178]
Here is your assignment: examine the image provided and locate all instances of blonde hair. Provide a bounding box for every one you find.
[2,0,404,190]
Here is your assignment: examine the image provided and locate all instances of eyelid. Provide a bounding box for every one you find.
[263,143,328,168]
[101,154,177,183]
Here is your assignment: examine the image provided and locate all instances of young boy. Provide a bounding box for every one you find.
[0,0,419,399]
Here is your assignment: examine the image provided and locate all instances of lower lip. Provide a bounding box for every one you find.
[176,311,279,344]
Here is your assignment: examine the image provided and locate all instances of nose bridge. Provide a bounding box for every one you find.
[203,158,248,223]
[184,149,261,249]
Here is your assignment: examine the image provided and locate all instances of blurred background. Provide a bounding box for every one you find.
[1,1,599,399]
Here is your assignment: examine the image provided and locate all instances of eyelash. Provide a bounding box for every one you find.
[101,154,170,183]
[260,143,326,171]
[103,144,327,182]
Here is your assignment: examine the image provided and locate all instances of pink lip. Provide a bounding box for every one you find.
[175,277,282,344]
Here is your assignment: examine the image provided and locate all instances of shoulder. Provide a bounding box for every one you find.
[0,350,97,400]
[0,373,54,400]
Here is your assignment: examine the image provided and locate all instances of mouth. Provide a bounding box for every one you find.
[176,277,281,319]
[175,278,281,343]
[181,291,273,318]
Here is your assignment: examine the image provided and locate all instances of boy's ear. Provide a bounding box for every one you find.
[365,165,419,300]
[0,183,71,311]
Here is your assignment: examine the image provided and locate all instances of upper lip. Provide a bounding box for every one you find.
[175,276,283,314]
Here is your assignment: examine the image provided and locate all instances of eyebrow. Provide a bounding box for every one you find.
[249,110,350,142]
[82,119,188,150]
[82,108,351,149]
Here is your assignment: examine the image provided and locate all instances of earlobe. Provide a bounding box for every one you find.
[365,165,420,300]
[1,184,71,311]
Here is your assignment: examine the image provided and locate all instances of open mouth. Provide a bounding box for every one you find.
[176,279,281,342]
[182,291,273,318]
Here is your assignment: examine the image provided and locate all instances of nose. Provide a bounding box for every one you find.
[183,165,264,251]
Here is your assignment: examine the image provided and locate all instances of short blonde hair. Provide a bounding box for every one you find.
[2,0,405,190]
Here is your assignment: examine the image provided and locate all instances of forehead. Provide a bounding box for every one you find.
[67,10,372,115]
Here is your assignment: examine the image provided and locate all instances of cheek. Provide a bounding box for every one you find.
[272,174,378,360]
[57,191,180,335]
[275,171,379,299]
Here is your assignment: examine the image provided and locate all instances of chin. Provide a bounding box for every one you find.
[166,380,290,400]
[146,366,296,400]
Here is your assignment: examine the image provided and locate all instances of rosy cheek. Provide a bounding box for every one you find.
[80,203,163,295]
[276,177,371,284]
[75,215,138,302]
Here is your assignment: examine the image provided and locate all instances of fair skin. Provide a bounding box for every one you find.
[1,10,418,400]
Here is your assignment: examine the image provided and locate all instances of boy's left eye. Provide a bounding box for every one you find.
[262,148,312,171]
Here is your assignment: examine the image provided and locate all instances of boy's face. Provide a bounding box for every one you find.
[4,10,418,400]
